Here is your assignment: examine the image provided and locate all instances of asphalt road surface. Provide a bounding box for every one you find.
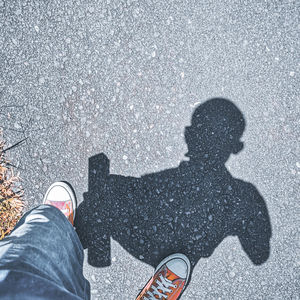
[0,1,299,299]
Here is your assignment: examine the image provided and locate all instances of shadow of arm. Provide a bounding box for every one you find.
[239,229,271,265]
[237,187,272,265]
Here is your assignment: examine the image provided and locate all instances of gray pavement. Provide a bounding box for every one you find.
[0,1,299,299]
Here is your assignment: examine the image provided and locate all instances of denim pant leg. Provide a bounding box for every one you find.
[0,204,90,300]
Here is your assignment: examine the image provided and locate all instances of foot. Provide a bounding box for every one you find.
[136,253,191,300]
[43,181,77,225]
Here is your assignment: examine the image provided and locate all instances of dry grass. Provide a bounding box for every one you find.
[0,136,24,240]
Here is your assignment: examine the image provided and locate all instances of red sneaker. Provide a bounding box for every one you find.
[43,181,77,225]
[137,253,191,300]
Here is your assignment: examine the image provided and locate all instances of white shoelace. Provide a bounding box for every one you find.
[144,274,176,299]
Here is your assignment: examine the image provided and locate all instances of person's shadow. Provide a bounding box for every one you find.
[75,98,271,276]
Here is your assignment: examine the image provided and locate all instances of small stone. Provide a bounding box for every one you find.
[229,271,236,278]
[88,6,95,13]
[112,257,116,262]
[14,122,21,129]
[34,25,39,32]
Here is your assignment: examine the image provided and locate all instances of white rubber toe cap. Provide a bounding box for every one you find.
[46,184,71,201]
[166,258,188,279]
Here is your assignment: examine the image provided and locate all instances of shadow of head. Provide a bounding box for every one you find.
[185,98,245,164]
[75,97,271,275]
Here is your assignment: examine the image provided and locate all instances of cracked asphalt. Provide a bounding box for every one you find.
[0,1,299,299]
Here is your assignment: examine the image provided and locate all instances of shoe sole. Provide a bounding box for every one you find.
[43,181,77,220]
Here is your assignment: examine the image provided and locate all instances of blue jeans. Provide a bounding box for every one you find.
[0,205,90,300]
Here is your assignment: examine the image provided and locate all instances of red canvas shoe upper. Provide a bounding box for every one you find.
[44,199,74,225]
[137,264,186,300]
